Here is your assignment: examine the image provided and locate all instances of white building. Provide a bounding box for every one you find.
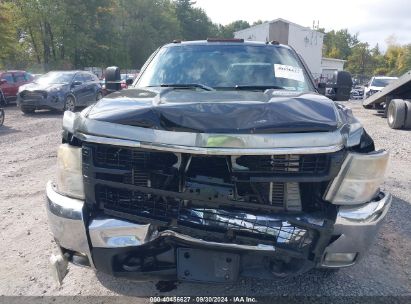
[320,58,346,80]
[234,18,345,80]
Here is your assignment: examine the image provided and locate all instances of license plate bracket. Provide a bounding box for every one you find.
[177,248,239,283]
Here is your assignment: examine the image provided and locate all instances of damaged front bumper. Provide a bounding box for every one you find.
[46,181,391,282]
[17,93,66,111]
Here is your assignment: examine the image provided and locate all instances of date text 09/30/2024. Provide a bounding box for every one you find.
[149,296,257,303]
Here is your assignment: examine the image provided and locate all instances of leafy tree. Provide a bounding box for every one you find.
[346,42,372,75]
[0,2,19,68]
[3,0,411,79]
[323,29,359,59]
[217,20,250,38]
[252,20,266,26]
[174,0,214,40]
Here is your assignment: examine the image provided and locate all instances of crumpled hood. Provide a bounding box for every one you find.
[86,88,340,134]
[20,82,68,92]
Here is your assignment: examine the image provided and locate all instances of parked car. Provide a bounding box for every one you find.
[99,73,135,96]
[0,70,33,105]
[29,73,43,80]
[46,40,390,285]
[17,71,103,114]
[363,76,398,99]
[350,85,364,100]
[120,73,136,89]
[99,78,108,96]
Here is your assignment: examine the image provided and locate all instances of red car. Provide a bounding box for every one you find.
[0,70,33,105]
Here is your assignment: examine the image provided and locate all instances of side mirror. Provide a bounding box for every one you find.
[326,71,353,101]
[126,78,133,86]
[317,82,326,95]
[72,81,82,86]
[335,71,352,87]
[105,66,121,92]
[0,79,7,85]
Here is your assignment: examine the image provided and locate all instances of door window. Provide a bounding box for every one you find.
[2,73,14,83]
[73,73,85,83]
[83,73,94,83]
[14,73,26,83]
[24,73,33,81]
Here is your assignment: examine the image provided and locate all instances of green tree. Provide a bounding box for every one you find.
[174,0,214,40]
[0,2,19,68]
[217,20,250,38]
[346,42,372,75]
[323,29,359,59]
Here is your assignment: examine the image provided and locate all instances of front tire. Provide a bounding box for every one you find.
[64,95,76,112]
[387,99,406,129]
[21,106,35,114]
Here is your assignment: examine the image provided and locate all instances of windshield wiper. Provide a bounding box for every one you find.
[153,83,215,91]
[234,85,286,91]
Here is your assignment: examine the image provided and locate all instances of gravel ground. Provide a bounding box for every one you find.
[0,101,410,300]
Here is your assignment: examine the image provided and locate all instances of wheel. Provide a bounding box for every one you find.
[21,106,35,114]
[64,95,76,112]
[404,100,411,129]
[96,91,103,101]
[387,99,406,129]
[0,108,4,126]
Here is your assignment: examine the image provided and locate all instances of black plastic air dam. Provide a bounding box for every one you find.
[86,88,339,134]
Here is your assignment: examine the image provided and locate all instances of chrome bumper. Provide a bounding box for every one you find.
[321,192,392,268]
[46,181,391,270]
[46,182,93,266]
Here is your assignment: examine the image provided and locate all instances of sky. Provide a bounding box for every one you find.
[194,0,411,50]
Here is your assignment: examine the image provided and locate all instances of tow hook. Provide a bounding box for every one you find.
[49,254,68,286]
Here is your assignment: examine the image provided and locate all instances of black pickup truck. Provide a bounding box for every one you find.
[46,40,390,284]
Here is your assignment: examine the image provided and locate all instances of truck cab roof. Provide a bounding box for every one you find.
[164,39,291,50]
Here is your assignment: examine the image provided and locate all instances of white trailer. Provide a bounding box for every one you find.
[363,70,411,129]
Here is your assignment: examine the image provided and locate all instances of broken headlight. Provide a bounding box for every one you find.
[56,144,84,199]
[325,151,389,205]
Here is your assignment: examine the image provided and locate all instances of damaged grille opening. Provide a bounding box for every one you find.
[84,143,339,212]
[83,143,339,251]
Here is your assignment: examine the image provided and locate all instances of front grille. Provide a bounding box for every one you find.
[93,144,177,170]
[21,91,47,100]
[235,154,329,174]
[83,143,338,250]
[96,185,314,250]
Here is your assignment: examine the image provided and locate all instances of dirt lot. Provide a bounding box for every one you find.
[0,102,410,299]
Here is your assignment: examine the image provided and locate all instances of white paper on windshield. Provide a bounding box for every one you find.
[274,64,304,82]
